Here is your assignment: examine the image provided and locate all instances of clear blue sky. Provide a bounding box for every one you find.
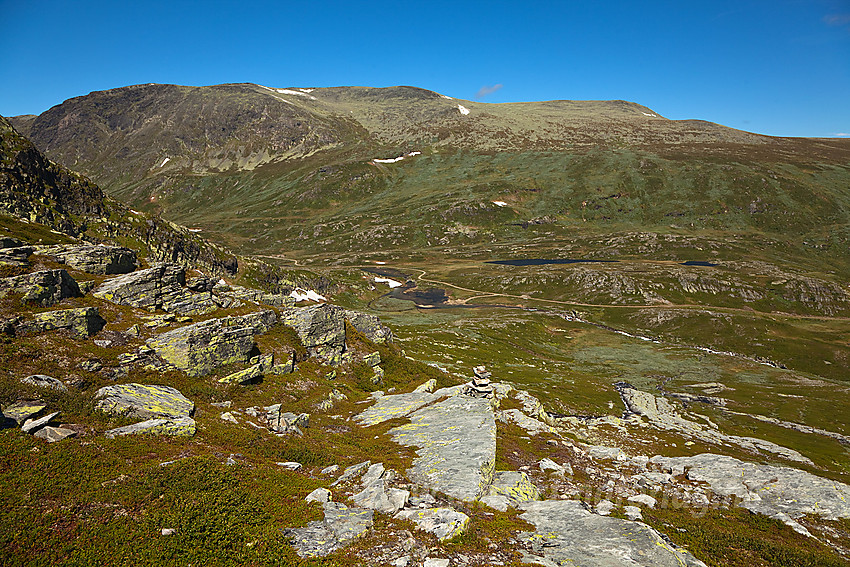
[1,0,848,137]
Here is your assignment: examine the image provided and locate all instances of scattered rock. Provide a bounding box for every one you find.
[22,411,59,434]
[624,505,643,521]
[219,363,263,385]
[413,378,437,393]
[595,499,615,516]
[343,309,393,343]
[220,412,238,423]
[277,461,303,471]
[0,269,81,306]
[265,406,309,435]
[394,507,469,541]
[95,383,194,420]
[287,501,374,557]
[306,488,332,503]
[33,426,77,442]
[21,374,67,391]
[423,559,450,567]
[161,528,177,536]
[628,494,657,508]
[105,417,196,438]
[331,460,371,487]
[78,359,103,372]
[321,465,339,475]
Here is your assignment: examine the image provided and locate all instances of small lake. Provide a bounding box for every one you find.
[680,261,718,267]
[486,259,620,266]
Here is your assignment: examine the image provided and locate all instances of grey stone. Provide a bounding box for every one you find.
[331,460,371,486]
[223,285,295,308]
[363,351,381,367]
[266,407,309,435]
[21,374,67,392]
[651,453,850,524]
[33,425,77,442]
[306,488,332,503]
[423,559,449,567]
[105,416,196,438]
[628,494,657,508]
[321,465,339,475]
[519,500,707,566]
[287,501,373,557]
[624,505,643,521]
[343,309,393,343]
[186,276,215,292]
[390,396,496,502]
[595,499,615,516]
[479,494,510,512]
[78,359,103,372]
[277,461,303,471]
[22,411,59,433]
[93,264,185,311]
[280,304,347,364]
[220,412,238,423]
[37,244,137,275]
[0,269,81,306]
[0,246,33,266]
[94,383,194,420]
[394,507,470,541]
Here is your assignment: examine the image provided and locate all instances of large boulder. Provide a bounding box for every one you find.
[37,244,138,275]
[0,246,34,267]
[93,264,185,311]
[145,311,275,376]
[287,501,374,558]
[343,310,393,343]
[95,383,194,420]
[15,307,105,337]
[280,304,347,364]
[0,269,81,306]
[105,417,196,438]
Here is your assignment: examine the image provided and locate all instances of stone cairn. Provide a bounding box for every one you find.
[463,365,495,398]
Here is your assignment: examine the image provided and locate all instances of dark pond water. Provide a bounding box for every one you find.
[680,261,718,267]
[486,259,620,266]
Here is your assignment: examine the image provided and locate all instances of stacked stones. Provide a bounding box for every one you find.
[463,365,494,398]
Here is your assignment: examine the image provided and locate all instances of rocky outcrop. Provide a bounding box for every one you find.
[37,244,137,275]
[14,307,105,337]
[145,312,275,376]
[651,453,850,535]
[518,500,707,566]
[616,383,812,464]
[389,395,496,502]
[93,264,216,314]
[479,471,540,511]
[95,383,194,420]
[0,245,33,267]
[343,310,393,343]
[355,391,440,426]
[2,401,47,425]
[0,269,81,306]
[280,304,347,364]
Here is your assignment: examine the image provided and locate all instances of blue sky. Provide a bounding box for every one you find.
[1,0,848,137]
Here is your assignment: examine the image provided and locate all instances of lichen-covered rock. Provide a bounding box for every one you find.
[21,374,67,391]
[0,246,33,267]
[224,285,295,307]
[37,244,137,274]
[94,383,194,420]
[280,304,347,364]
[104,416,196,438]
[394,508,469,541]
[305,488,332,503]
[2,401,47,425]
[287,501,374,557]
[145,312,275,376]
[265,405,310,434]
[22,411,60,434]
[343,310,393,343]
[519,500,707,567]
[389,396,496,502]
[363,352,381,367]
[0,269,81,306]
[219,364,263,385]
[15,307,105,337]
[482,471,540,509]
[355,391,439,426]
[93,264,185,311]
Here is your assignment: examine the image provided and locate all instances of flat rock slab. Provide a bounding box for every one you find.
[105,417,196,438]
[22,411,59,434]
[21,375,67,391]
[519,500,707,567]
[394,507,470,541]
[34,426,77,442]
[652,453,850,523]
[390,395,496,502]
[355,392,439,426]
[288,501,373,558]
[95,383,194,419]
[0,269,81,306]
